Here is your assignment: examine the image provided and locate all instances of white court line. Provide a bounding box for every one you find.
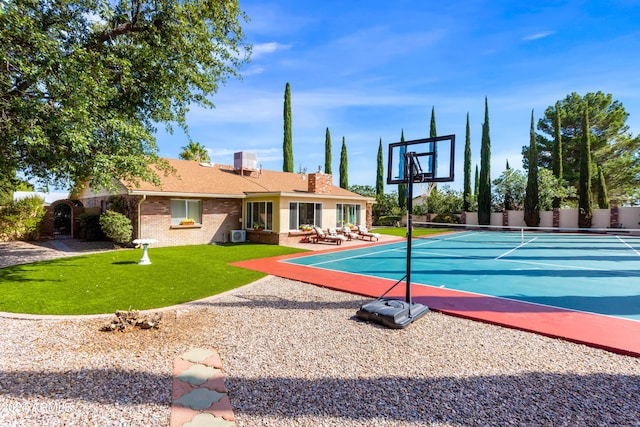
[299,245,405,267]
[496,258,640,276]
[617,235,640,257]
[495,237,538,260]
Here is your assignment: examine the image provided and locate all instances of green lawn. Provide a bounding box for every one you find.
[373,226,450,238]
[0,244,305,315]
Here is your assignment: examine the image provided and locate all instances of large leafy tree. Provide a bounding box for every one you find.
[1,0,250,191]
[179,142,210,162]
[524,92,639,205]
[349,184,375,198]
[478,97,491,224]
[492,167,574,212]
[537,168,576,211]
[463,113,472,211]
[524,110,540,227]
[324,128,332,175]
[283,82,293,172]
[492,166,526,211]
[423,185,464,215]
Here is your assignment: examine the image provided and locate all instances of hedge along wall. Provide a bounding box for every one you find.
[0,196,46,241]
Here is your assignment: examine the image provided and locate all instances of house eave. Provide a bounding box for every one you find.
[245,191,374,202]
[127,190,246,199]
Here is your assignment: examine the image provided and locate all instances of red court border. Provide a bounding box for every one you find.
[232,239,640,357]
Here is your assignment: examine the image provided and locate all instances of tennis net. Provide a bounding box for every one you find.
[412,221,640,246]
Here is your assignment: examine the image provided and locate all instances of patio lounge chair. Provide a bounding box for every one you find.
[313,227,347,245]
[357,225,380,241]
[340,226,359,241]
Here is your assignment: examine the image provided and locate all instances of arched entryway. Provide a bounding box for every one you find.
[45,200,85,240]
[54,203,72,239]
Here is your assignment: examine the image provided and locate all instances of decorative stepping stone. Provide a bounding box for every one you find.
[174,387,227,411]
[171,349,236,426]
[183,413,235,427]
[175,364,221,386]
[180,348,217,364]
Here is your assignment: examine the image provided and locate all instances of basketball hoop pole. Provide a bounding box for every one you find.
[404,152,416,308]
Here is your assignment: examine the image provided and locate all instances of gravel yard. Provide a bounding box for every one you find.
[1,241,639,426]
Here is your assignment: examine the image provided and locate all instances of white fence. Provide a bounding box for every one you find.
[461,206,640,232]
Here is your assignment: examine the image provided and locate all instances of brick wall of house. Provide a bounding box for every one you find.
[139,196,242,247]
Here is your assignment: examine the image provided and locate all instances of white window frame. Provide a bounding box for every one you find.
[171,199,202,225]
[289,202,322,230]
[246,201,273,230]
[336,203,361,227]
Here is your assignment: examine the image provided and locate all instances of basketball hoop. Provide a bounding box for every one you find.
[356,134,455,329]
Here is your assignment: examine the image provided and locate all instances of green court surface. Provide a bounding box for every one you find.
[283,231,640,321]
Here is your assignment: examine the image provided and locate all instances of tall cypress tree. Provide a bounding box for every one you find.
[430,106,437,137]
[578,107,593,228]
[339,136,348,189]
[504,160,513,211]
[478,97,491,225]
[463,113,472,212]
[524,109,540,227]
[376,138,384,196]
[551,102,563,209]
[282,82,294,172]
[596,165,610,209]
[398,130,407,209]
[474,164,479,197]
[324,127,332,175]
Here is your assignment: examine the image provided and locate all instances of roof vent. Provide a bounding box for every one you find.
[234,152,257,176]
[199,162,215,168]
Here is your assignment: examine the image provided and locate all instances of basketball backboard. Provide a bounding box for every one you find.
[386,134,455,185]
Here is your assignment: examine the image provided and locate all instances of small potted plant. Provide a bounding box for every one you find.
[253,222,265,231]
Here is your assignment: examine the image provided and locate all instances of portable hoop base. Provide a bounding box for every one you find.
[356,298,429,329]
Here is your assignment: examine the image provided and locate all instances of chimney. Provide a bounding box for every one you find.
[308,172,332,194]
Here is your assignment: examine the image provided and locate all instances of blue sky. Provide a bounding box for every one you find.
[155,0,640,192]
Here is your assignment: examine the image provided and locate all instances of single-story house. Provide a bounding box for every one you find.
[75,156,375,247]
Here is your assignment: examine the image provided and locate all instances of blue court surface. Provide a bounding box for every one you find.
[283,231,640,322]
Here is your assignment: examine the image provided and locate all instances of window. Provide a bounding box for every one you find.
[336,203,361,227]
[246,201,273,230]
[289,202,322,230]
[171,199,202,225]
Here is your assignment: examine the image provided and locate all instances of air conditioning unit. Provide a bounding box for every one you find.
[230,229,246,243]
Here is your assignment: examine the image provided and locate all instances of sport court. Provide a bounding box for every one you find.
[234,229,640,356]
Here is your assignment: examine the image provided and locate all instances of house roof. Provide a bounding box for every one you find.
[125,158,372,201]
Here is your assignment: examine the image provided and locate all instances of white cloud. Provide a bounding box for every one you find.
[523,31,556,41]
[241,65,265,76]
[251,42,292,58]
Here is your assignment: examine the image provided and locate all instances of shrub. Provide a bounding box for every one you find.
[0,196,46,241]
[79,213,106,241]
[99,210,133,245]
[432,213,460,224]
[377,215,401,226]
